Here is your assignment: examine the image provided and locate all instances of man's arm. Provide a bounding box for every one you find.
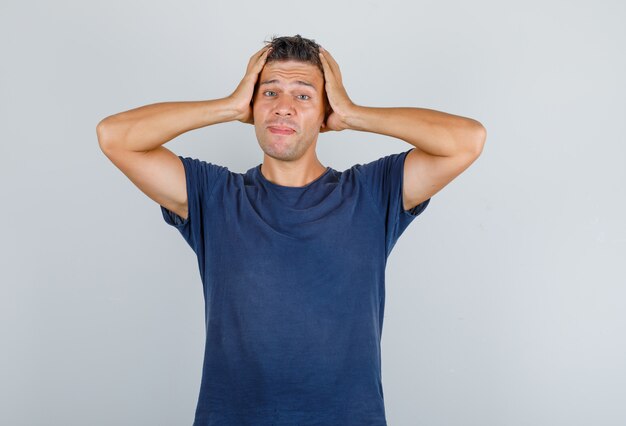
[318,47,486,210]
[96,99,242,153]
[96,99,241,220]
[340,106,486,210]
[96,44,273,220]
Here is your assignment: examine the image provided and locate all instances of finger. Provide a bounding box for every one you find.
[319,51,340,84]
[318,50,335,80]
[255,44,271,57]
[247,46,272,75]
[253,46,271,65]
[255,46,271,68]
[248,45,271,66]
[319,48,341,79]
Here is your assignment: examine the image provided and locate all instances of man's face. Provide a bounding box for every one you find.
[252,60,327,162]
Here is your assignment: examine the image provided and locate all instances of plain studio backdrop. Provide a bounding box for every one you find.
[1,0,624,425]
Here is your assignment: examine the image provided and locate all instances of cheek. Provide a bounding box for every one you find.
[252,98,265,116]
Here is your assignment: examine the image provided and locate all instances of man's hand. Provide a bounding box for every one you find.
[318,47,357,133]
[227,45,272,125]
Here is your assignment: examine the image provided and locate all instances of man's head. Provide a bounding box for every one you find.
[252,34,330,162]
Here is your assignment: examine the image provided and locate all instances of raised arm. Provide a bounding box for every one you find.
[317,47,486,211]
[96,44,272,220]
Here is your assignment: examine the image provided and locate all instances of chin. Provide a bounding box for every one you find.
[258,138,308,162]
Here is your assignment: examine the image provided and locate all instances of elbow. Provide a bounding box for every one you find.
[95,117,105,132]
[457,120,486,159]
[96,118,123,152]
[96,118,111,150]
[468,121,486,158]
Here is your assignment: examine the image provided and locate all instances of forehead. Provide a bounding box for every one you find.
[259,60,323,90]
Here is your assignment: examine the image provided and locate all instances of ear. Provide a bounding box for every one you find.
[320,107,331,131]
[324,105,332,123]
[321,104,329,127]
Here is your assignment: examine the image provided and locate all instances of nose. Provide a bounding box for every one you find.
[273,97,295,116]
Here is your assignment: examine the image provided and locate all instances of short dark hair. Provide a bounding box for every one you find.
[263,34,324,77]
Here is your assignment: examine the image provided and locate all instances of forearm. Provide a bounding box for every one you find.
[96,97,240,152]
[344,105,485,157]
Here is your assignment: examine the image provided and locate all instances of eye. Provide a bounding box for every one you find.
[263,90,277,96]
[297,94,311,100]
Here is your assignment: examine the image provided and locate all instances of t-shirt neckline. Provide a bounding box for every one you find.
[256,164,332,190]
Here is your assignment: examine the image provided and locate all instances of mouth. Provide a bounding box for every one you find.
[267,126,296,135]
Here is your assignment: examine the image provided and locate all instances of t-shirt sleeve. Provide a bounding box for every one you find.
[160,155,229,254]
[356,147,431,257]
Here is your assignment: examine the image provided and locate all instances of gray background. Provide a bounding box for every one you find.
[1,0,625,425]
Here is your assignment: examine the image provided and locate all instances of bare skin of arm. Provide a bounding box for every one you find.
[96,45,273,220]
[317,47,486,210]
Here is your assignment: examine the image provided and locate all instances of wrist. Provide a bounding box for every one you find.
[218,96,249,123]
[341,103,364,131]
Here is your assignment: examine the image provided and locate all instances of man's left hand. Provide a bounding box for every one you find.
[318,47,357,133]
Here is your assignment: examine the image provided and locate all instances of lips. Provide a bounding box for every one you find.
[268,126,296,135]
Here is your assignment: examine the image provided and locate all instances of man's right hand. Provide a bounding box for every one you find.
[227,45,272,125]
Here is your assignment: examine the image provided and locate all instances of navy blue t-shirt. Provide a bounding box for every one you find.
[160,147,430,426]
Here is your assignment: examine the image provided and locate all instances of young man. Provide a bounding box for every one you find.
[97,34,486,426]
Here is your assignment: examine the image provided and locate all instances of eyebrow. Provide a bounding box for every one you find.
[259,79,316,89]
